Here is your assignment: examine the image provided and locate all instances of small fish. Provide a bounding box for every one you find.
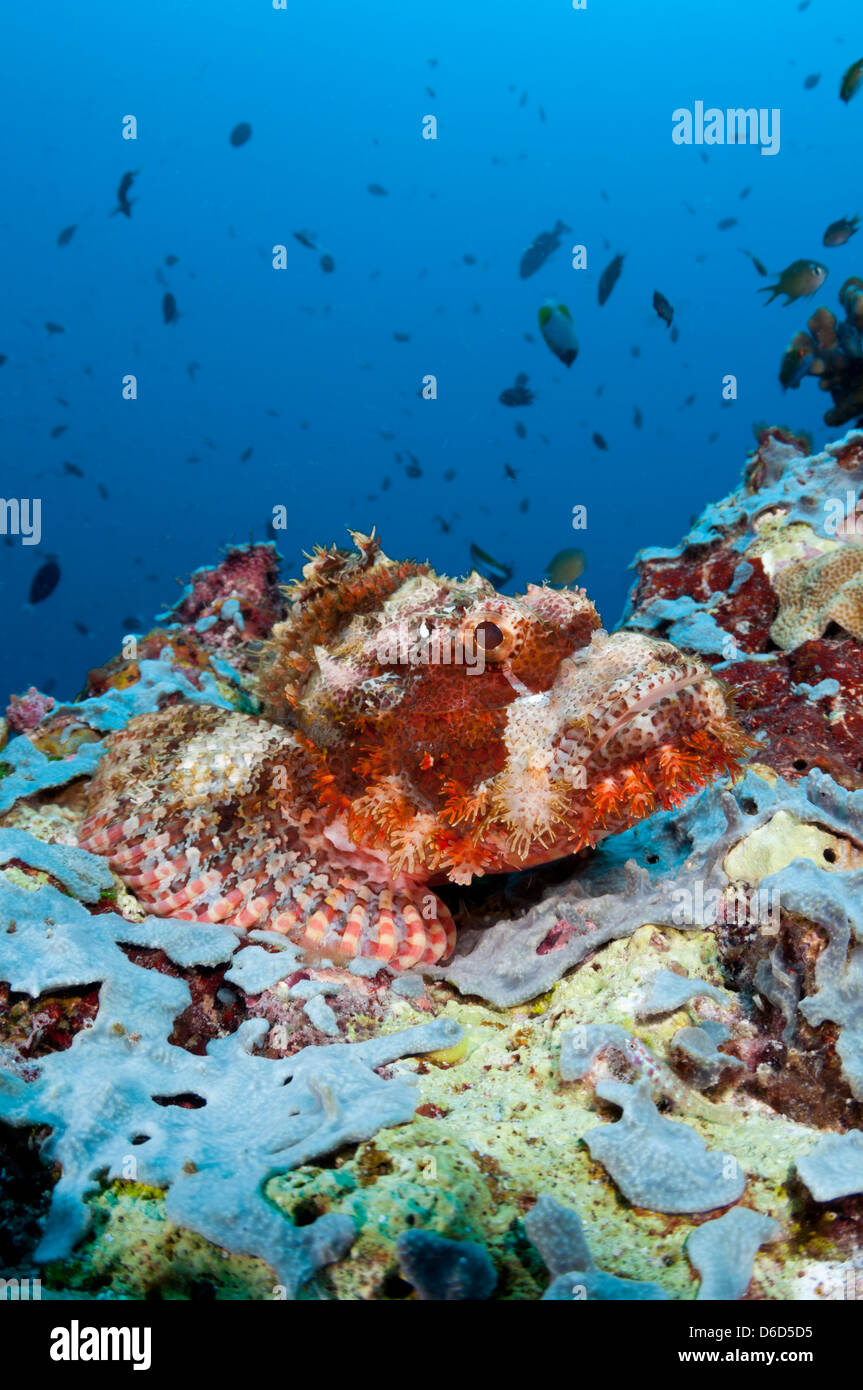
[514,421,526,439]
[73,620,90,637]
[50,425,67,438]
[165,254,179,265]
[393,331,411,342]
[469,542,513,586]
[162,292,180,325]
[97,483,109,500]
[367,183,388,196]
[320,253,335,273]
[598,252,625,306]
[840,58,863,104]
[45,322,65,334]
[229,121,252,147]
[538,106,546,123]
[779,332,815,390]
[741,248,768,276]
[633,406,643,430]
[112,170,139,218]
[631,345,641,358]
[546,548,586,587]
[293,230,317,249]
[443,468,456,482]
[432,515,451,533]
[29,560,60,605]
[670,324,680,343]
[57,225,77,246]
[62,462,83,477]
[499,373,534,407]
[463,253,477,265]
[538,300,579,366]
[739,186,752,200]
[0,354,6,366]
[519,220,570,279]
[186,456,201,463]
[504,463,518,480]
[592,432,608,451]
[758,259,828,306]
[405,461,422,478]
[684,394,696,407]
[56,397,70,407]
[187,362,200,380]
[803,73,820,90]
[653,290,674,327]
[823,215,860,248]
[716,217,738,231]
[240,447,253,462]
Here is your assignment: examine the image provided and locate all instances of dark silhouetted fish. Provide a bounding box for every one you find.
[393,331,411,342]
[469,542,513,585]
[50,425,67,438]
[229,122,252,147]
[633,407,643,429]
[598,252,625,306]
[73,621,90,637]
[162,293,180,325]
[741,249,768,276]
[499,373,534,406]
[514,421,526,438]
[112,170,139,218]
[165,253,179,265]
[670,324,680,343]
[739,186,751,200]
[45,322,65,334]
[504,463,518,479]
[823,215,860,248]
[320,253,335,272]
[0,354,6,366]
[293,230,317,249]
[405,461,422,478]
[368,183,389,196]
[29,560,60,605]
[187,362,200,380]
[97,483,109,500]
[804,73,820,90]
[240,447,253,462]
[63,462,83,477]
[592,432,609,451]
[57,225,76,246]
[653,290,674,327]
[519,220,570,278]
[717,217,738,231]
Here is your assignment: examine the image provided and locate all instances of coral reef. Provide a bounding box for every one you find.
[3,439,863,1302]
[780,278,863,427]
[75,530,747,971]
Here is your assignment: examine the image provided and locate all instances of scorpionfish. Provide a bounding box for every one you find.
[79,531,749,971]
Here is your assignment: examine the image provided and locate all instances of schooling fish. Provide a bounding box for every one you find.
[162,292,180,325]
[740,248,768,276]
[45,322,65,335]
[538,300,579,366]
[57,225,77,246]
[653,290,674,327]
[823,215,860,248]
[229,122,252,147]
[367,183,389,196]
[499,373,535,407]
[592,432,609,451]
[29,560,60,605]
[840,58,863,104]
[112,170,139,218]
[597,252,625,306]
[546,548,586,587]
[519,220,570,279]
[293,230,317,249]
[469,541,513,585]
[758,259,828,306]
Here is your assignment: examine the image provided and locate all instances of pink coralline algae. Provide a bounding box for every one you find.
[5,687,56,734]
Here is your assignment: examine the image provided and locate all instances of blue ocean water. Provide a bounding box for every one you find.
[3,0,860,701]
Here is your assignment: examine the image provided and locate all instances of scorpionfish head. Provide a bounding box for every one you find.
[257,531,750,885]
